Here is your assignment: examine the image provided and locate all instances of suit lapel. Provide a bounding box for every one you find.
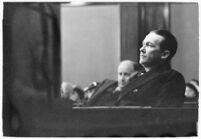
[116,69,164,102]
[88,80,117,104]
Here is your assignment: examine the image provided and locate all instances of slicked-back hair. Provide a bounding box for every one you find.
[150,30,178,60]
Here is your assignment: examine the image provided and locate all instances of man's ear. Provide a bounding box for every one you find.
[161,50,170,59]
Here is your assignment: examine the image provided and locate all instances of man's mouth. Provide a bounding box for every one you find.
[120,82,127,87]
[140,54,146,58]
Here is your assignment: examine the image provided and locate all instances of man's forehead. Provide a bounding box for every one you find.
[118,62,133,72]
[143,32,164,43]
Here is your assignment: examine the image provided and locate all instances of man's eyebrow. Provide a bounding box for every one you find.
[142,40,152,44]
[145,41,154,45]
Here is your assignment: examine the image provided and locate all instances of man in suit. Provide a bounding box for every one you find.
[84,60,142,106]
[85,30,185,107]
[115,30,185,107]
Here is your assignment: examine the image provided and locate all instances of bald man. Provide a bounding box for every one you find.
[117,60,140,90]
[84,60,142,106]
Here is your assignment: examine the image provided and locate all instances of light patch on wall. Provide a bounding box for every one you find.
[61,4,120,87]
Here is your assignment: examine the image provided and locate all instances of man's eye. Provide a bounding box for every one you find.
[148,43,155,47]
[125,73,130,76]
[143,42,153,47]
[142,42,152,47]
[146,42,151,46]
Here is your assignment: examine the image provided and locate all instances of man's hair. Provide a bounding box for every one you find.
[150,30,178,60]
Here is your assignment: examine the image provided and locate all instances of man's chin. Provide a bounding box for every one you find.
[139,60,146,65]
[119,84,127,88]
[139,61,150,67]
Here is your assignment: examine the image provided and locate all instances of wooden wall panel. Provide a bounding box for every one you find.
[120,3,139,62]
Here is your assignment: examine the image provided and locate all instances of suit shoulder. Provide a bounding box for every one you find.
[170,69,184,77]
[102,79,116,84]
[167,69,185,82]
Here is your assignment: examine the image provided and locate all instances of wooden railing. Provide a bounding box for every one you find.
[10,99,197,137]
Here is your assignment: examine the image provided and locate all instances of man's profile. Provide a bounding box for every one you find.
[115,30,185,107]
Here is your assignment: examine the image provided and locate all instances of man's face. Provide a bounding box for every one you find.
[69,91,80,101]
[139,32,164,67]
[185,86,196,98]
[61,82,72,98]
[117,63,135,88]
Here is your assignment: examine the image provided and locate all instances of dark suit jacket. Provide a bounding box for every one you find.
[84,79,118,106]
[115,64,186,107]
[84,64,185,107]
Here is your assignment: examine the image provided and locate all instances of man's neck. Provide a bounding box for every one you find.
[142,62,171,72]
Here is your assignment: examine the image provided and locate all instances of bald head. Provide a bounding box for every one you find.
[117,60,140,88]
[118,60,135,73]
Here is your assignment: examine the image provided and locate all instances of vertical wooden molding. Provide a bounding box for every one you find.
[120,3,139,62]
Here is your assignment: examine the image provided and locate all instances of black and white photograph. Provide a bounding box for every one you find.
[2,1,199,137]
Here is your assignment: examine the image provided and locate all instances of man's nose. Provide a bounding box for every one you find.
[140,45,146,53]
[121,75,125,81]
